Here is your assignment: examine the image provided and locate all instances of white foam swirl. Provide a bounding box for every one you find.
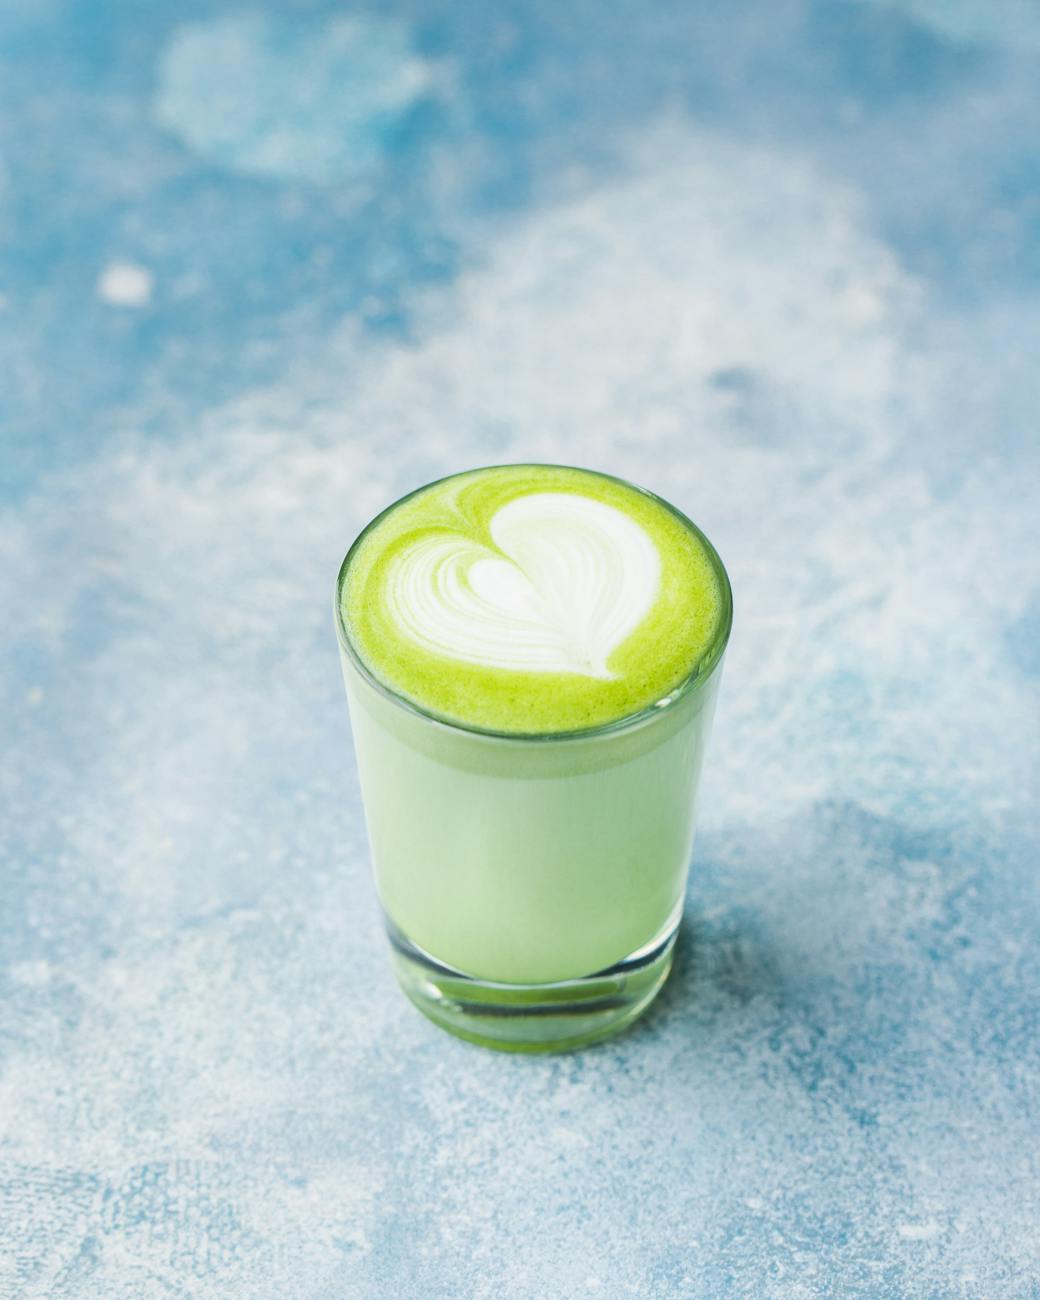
[385,492,661,678]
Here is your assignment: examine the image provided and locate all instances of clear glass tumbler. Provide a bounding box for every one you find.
[334,473,731,1052]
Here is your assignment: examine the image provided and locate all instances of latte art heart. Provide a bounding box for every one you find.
[386,493,661,678]
[343,465,726,732]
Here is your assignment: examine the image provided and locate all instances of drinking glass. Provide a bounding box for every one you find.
[335,471,732,1051]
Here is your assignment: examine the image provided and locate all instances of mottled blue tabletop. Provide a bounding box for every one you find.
[2,2,1039,1297]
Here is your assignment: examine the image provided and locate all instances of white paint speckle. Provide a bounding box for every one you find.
[97,261,155,307]
[897,1221,942,1240]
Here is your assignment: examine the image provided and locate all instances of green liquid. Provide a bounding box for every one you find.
[336,464,731,987]
[342,654,723,982]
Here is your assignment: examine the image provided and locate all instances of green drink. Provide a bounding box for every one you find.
[335,465,731,1051]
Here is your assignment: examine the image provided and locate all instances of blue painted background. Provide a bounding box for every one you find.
[2,2,1039,1296]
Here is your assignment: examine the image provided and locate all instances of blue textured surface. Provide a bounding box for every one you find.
[2,2,1039,1296]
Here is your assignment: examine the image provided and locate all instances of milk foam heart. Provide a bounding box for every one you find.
[340,464,727,733]
[385,493,660,678]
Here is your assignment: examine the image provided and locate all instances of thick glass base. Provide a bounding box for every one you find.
[386,917,678,1053]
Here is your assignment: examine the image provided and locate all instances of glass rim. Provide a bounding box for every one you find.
[334,462,733,744]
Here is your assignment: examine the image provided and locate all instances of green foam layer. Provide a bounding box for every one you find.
[339,465,728,734]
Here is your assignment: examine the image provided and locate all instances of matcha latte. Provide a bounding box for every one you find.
[335,465,731,1051]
